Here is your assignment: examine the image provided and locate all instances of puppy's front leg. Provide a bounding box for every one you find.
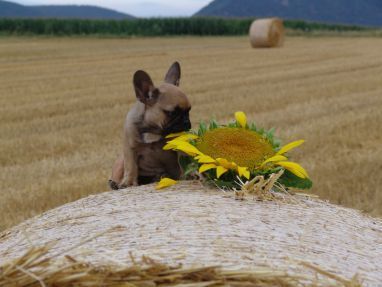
[119,135,139,188]
[108,155,124,190]
[119,147,138,187]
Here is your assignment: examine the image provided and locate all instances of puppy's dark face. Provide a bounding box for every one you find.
[162,105,191,135]
[133,62,191,138]
[150,83,191,136]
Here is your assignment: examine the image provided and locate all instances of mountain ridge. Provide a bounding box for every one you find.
[195,0,382,27]
[0,0,134,19]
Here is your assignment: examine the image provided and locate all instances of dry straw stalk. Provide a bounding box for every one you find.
[0,244,362,287]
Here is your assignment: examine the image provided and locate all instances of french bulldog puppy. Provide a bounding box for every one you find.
[109,62,191,189]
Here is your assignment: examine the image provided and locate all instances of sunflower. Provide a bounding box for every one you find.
[164,112,309,183]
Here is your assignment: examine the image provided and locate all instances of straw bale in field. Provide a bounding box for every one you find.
[0,181,381,286]
[249,18,285,48]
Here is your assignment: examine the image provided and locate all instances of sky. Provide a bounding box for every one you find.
[14,0,212,17]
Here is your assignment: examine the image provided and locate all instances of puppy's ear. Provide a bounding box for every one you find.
[164,61,181,86]
[133,70,158,105]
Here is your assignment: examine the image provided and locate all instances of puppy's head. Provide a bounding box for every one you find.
[133,62,191,136]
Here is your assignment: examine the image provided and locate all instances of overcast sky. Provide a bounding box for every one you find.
[14,0,212,17]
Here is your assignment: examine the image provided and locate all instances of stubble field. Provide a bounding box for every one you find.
[1,36,381,231]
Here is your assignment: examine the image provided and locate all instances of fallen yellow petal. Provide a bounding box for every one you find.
[235,111,247,128]
[261,155,288,166]
[155,178,177,190]
[216,166,228,178]
[276,140,305,155]
[199,163,217,173]
[276,161,309,179]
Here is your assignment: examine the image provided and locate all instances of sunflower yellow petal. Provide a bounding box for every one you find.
[155,178,177,190]
[216,158,237,169]
[276,140,305,155]
[163,142,178,150]
[165,132,187,139]
[164,134,198,150]
[163,144,172,150]
[199,163,217,173]
[261,155,288,166]
[235,111,247,128]
[195,154,216,163]
[173,134,199,142]
[238,166,250,179]
[163,139,186,150]
[172,141,202,156]
[276,161,309,179]
[216,166,228,178]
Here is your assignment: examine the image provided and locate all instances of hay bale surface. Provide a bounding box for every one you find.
[249,18,285,48]
[1,182,381,286]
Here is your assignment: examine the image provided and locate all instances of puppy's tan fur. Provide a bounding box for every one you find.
[109,62,191,189]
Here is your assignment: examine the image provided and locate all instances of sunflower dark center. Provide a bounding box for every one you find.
[196,127,275,168]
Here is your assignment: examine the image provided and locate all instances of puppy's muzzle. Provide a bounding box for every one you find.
[184,119,191,131]
[164,116,191,135]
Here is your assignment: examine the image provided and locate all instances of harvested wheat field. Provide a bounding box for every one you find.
[0,36,382,231]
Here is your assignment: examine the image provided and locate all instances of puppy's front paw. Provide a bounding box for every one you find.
[119,176,138,188]
[108,179,119,190]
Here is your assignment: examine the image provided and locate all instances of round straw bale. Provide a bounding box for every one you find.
[0,181,381,286]
[249,18,285,48]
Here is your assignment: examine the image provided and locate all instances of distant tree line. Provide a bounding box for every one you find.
[0,18,370,36]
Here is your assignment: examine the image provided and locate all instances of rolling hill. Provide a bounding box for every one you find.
[0,0,134,19]
[195,0,382,27]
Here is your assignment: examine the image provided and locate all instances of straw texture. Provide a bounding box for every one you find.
[1,181,381,286]
[2,245,351,287]
[249,18,285,48]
